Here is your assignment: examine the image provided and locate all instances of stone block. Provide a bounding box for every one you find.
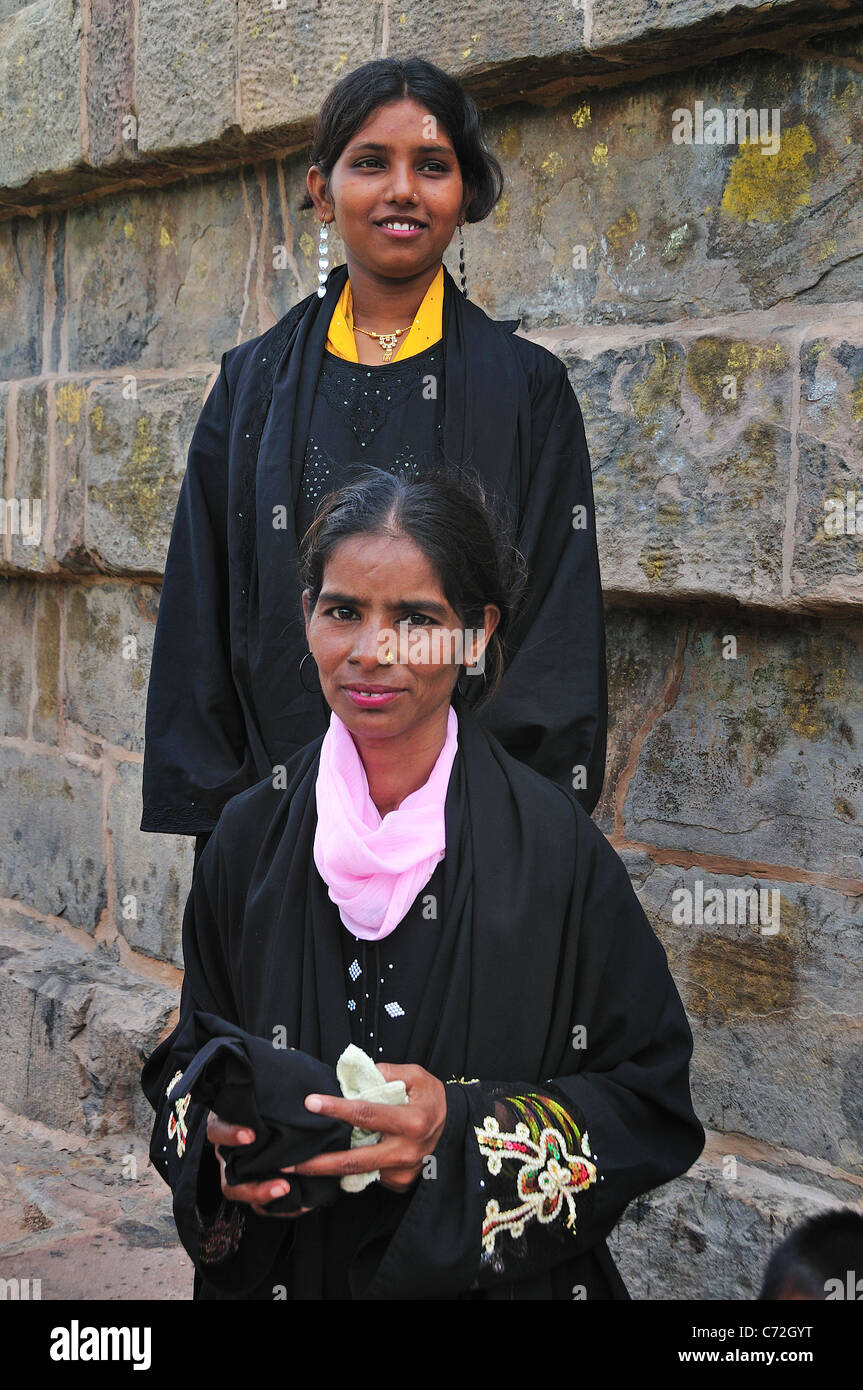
[467,47,863,329]
[609,1133,862,1299]
[564,335,791,604]
[52,379,89,573]
[793,334,863,605]
[0,909,177,1134]
[622,852,863,1169]
[596,607,683,836]
[32,581,60,742]
[5,382,49,574]
[85,375,210,573]
[84,0,136,171]
[0,576,33,737]
[0,216,45,379]
[108,760,193,967]
[0,0,82,192]
[136,0,237,155]
[0,745,105,929]
[64,177,263,371]
[63,582,158,752]
[623,613,863,879]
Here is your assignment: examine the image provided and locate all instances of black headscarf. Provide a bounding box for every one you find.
[142,696,703,1300]
[141,263,607,835]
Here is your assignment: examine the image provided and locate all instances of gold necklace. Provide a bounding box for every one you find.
[352,323,413,363]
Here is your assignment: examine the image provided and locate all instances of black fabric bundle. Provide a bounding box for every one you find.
[162,1011,350,1214]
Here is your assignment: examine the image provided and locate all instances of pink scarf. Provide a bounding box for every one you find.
[313,705,458,941]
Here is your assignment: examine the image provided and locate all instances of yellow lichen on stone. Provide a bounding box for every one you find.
[656,500,684,526]
[90,404,104,433]
[35,599,60,723]
[56,384,86,428]
[834,81,857,111]
[782,657,829,740]
[492,194,510,231]
[0,257,16,294]
[606,206,638,250]
[817,234,837,263]
[720,125,816,224]
[90,416,175,549]
[725,421,778,484]
[686,338,789,416]
[637,541,681,584]
[631,342,682,438]
[498,123,520,157]
[540,151,563,179]
[571,103,591,129]
[124,222,136,241]
[132,416,158,470]
[848,376,863,423]
[591,143,608,168]
[159,224,176,249]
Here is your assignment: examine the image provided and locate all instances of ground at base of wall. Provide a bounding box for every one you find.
[0,1106,189,1301]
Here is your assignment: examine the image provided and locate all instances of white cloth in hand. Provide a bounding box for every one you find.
[335,1043,408,1193]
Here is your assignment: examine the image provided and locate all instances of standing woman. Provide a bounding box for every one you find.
[140,56,607,857]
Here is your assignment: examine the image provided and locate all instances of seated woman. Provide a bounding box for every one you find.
[141,466,704,1301]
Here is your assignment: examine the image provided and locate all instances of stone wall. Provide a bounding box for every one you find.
[1,0,861,1299]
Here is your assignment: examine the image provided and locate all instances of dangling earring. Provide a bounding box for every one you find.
[317,217,330,299]
[458,223,468,298]
[299,650,322,692]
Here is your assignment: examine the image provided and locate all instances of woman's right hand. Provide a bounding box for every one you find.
[206,1112,313,1219]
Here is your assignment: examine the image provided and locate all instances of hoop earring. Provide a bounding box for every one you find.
[299,650,322,692]
[458,223,468,298]
[456,665,486,698]
[317,217,330,299]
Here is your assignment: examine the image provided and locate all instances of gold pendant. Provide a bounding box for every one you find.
[379,333,399,362]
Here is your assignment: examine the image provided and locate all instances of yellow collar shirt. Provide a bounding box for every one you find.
[325,263,444,363]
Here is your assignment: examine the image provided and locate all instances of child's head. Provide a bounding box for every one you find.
[758,1208,863,1299]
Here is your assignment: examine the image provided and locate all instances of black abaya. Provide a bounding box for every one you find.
[141,696,704,1300]
[140,263,607,834]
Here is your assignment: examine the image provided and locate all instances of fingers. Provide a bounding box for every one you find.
[250,1202,314,1220]
[206,1111,255,1148]
[304,1092,423,1140]
[375,1063,425,1089]
[219,1171,292,1206]
[285,1136,411,1180]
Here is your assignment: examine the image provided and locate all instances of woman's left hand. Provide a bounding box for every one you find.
[284,1063,447,1195]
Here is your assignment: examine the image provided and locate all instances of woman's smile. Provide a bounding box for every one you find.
[343,684,407,708]
[375,220,427,239]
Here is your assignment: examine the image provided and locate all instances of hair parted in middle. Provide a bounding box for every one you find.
[298,56,504,223]
[299,464,527,710]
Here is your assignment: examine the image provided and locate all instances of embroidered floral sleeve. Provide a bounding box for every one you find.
[469,1087,599,1278]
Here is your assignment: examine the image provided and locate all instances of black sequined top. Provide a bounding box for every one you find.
[294,342,446,539]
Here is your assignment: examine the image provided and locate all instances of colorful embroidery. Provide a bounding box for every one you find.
[196,1199,246,1266]
[166,1069,191,1157]
[475,1113,597,1254]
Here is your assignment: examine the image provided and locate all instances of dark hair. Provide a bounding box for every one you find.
[298,466,526,710]
[297,57,503,222]
[758,1209,863,1299]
